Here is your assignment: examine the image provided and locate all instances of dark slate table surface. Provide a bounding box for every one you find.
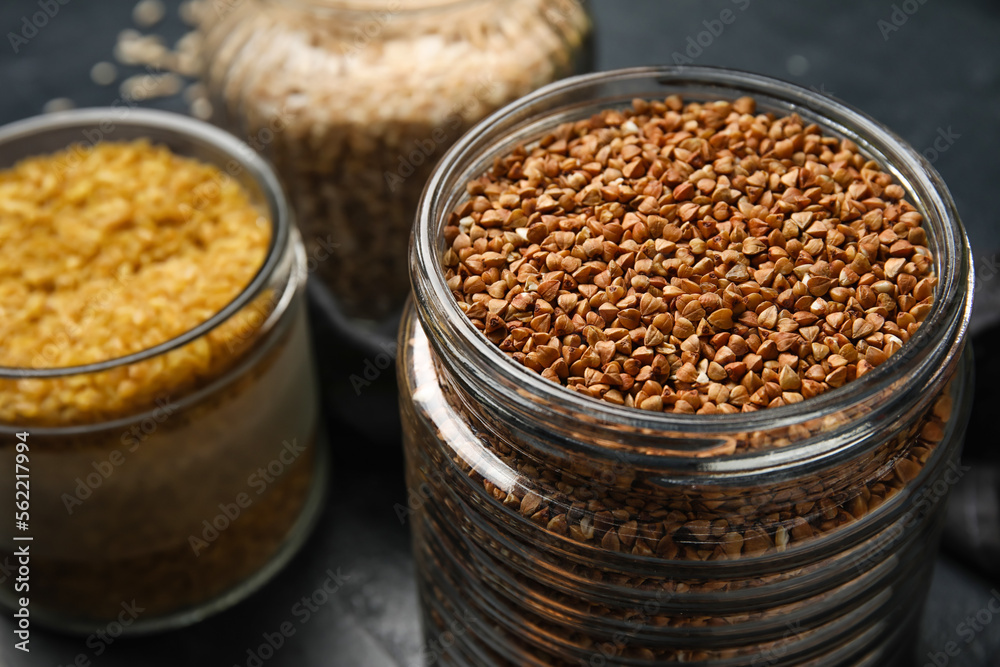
[1,1,999,665]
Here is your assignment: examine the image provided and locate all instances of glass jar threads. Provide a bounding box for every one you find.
[197,0,592,331]
[0,109,325,633]
[400,67,974,665]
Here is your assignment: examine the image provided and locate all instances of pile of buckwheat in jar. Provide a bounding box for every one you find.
[444,95,936,415]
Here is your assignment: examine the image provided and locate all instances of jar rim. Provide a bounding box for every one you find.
[412,65,973,452]
[0,108,292,379]
[265,0,489,15]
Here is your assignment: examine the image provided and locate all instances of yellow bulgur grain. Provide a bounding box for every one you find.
[0,140,272,425]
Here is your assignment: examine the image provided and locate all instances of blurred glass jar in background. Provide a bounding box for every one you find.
[197,0,592,335]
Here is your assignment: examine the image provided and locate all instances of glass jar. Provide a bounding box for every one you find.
[196,0,592,336]
[399,67,974,665]
[0,109,325,633]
